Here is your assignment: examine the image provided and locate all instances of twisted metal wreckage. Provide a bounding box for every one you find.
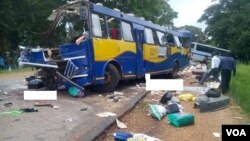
[19,0,89,91]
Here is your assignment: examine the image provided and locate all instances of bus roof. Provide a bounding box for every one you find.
[91,3,166,32]
[166,29,192,38]
[192,42,231,52]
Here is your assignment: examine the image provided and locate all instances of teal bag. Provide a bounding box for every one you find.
[167,112,194,127]
[149,104,166,120]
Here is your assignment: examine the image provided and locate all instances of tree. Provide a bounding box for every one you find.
[178,25,208,43]
[199,0,250,62]
[91,0,177,26]
[0,0,178,66]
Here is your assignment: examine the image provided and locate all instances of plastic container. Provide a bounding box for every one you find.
[113,132,133,141]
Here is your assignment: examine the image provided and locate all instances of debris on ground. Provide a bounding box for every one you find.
[167,112,195,128]
[148,104,167,120]
[234,117,243,120]
[80,107,88,111]
[136,83,146,88]
[114,91,124,95]
[52,105,59,109]
[68,87,85,97]
[159,92,173,104]
[178,93,196,101]
[3,102,13,107]
[34,103,59,109]
[131,133,162,141]
[212,132,221,138]
[0,89,8,95]
[65,118,73,122]
[96,112,117,117]
[21,107,38,112]
[116,119,127,129]
[34,103,53,107]
[0,110,23,116]
[113,132,133,141]
[107,91,127,102]
[113,132,162,141]
[196,94,230,113]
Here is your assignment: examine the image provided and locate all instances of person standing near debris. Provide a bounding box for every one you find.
[219,55,236,94]
[199,52,220,85]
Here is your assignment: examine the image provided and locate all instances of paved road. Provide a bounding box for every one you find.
[0,73,147,141]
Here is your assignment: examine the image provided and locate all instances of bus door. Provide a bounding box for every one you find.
[134,28,144,76]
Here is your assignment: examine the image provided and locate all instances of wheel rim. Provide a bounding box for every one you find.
[104,71,111,84]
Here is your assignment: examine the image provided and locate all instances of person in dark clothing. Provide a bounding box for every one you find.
[218,56,236,94]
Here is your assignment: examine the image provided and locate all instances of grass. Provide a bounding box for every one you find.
[0,67,33,75]
[230,63,250,115]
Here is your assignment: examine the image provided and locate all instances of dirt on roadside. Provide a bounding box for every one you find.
[95,78,249,141]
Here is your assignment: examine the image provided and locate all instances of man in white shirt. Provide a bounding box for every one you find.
[199,52,220,85]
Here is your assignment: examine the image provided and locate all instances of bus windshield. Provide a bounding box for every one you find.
[46,1,89,45]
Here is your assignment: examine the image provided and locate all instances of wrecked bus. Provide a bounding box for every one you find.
[19,0,192,92]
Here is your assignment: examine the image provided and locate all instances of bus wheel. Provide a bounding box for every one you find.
[169,63,179,79]
[95,64,120,92]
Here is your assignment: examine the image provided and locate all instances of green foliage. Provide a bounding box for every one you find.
[91,0,177,26]
[199,0,250,62]
[0,0,177,58]
[230,63,250,115]
[178,25,208,43]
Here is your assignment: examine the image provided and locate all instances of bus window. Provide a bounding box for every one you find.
[191,43,195,49]
[174,36,182,47]
[121,21,133,42]
[181,37,190,48]
[144,28,154,44]
[107,17,121,40]
[156,31,167,46]
[92,14,102,37]
[152,30,159,45]
[196,44,205,52]
[166,34,175,47]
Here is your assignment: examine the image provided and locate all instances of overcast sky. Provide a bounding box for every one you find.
[168,0,215,30]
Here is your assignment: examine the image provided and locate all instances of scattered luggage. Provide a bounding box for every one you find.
[159,92,173,104]
[166,103,180,114]
[149,104,167,120]
[113,132,133,141]
[27,78,44,89]
[205,88,221,98]
[167,112,194,127]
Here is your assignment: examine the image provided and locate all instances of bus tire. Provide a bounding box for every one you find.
[169,63,179,79]
[95,64,120,92]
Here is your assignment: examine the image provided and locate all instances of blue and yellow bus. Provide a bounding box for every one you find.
[19,1,192,92]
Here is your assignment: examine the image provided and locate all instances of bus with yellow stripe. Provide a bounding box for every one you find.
[19,1,192,92]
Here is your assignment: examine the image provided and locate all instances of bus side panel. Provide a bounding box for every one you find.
[170,52,190,69]
[170,47,181,55]
[92,38,137,83]
[143,44,172,73]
